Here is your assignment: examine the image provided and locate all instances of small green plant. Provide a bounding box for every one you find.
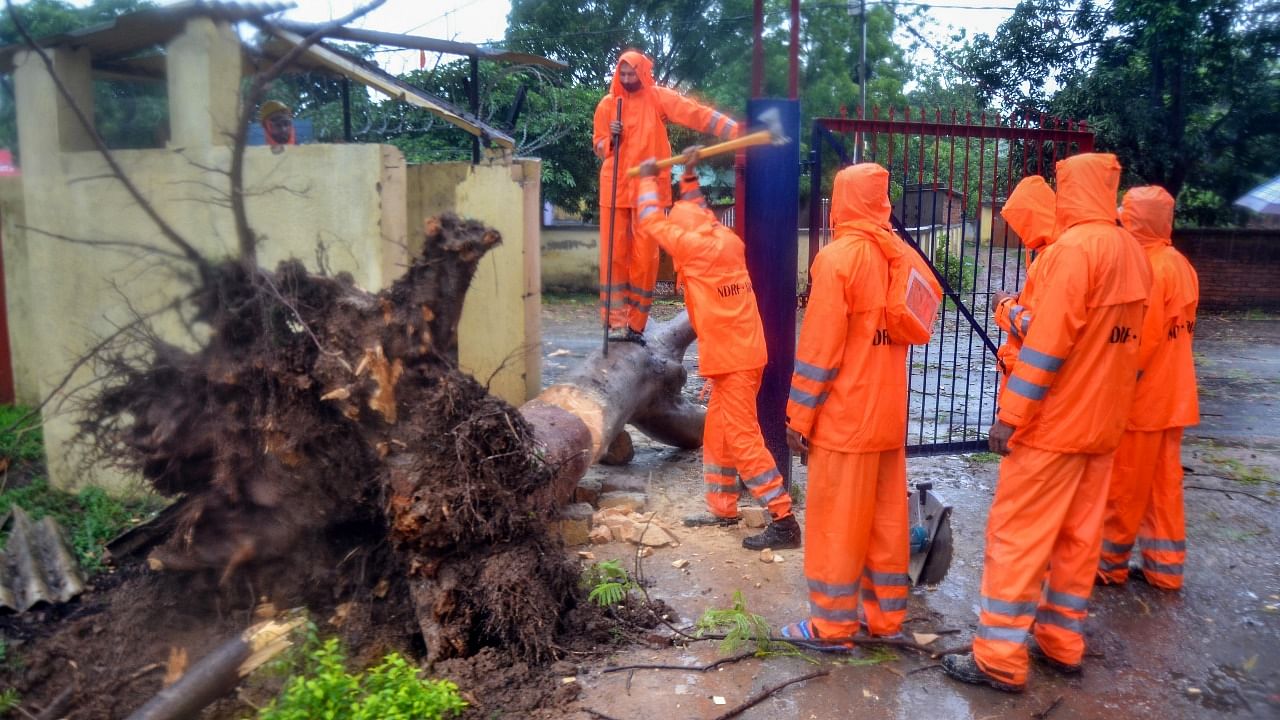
[581,559,639,607]
[0,406,43,467]
[969,451,1002,464]
[0,688,20,715]
[0,478,165,574]
[836,646,899,667]
[695,591,803,658]
[932,235,975,297]
[257,637,466,720]
[787,481,806,507]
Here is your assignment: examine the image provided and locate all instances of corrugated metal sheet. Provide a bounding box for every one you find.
[0,507,86,613]
[0,0,295,72]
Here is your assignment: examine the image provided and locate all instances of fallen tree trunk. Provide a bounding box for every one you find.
[520,313,704,504]
[124,619,303,720]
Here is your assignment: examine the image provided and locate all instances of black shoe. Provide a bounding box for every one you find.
[941,652,1025,693]
[742,514,801,550]
[1027,637,1082,675]
[682,512,740,528]
[625,328,646,346]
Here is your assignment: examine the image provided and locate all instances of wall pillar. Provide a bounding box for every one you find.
[166,17,243,148]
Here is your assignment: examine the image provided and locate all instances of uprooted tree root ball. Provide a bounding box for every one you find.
[2,215,612,718]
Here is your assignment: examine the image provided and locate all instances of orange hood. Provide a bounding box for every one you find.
[1001,176,1056,251]
[1055,153,1122,230]
[610,50,656,97]
[831,163,892,230]
[1120,186,1175,247]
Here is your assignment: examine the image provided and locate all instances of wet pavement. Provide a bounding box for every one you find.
[538,298,1280,719]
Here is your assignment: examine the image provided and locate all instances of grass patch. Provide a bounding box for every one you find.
[1203,453,1273,486]
[969,451,1002,464]
[0,406,43,466]
[542,291,599,306]
[0,478,165,574]
[836,646,899,667]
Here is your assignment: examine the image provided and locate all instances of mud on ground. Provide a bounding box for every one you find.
[541,301,1280,720]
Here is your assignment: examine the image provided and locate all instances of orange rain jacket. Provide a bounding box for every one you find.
[786,164,916,452]
[633,174,767,375]
[994,176,1057,387]
[1120,186,1200,431]
[593,51,740,209]
[998,154,1151,453]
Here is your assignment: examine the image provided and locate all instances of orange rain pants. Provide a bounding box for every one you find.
[804,446,909,638]
[703,369,792,520]
[974,154,1152,685]
[1099,429,1187,588]
[786,164,913,639]
[594,50,740,332]
[598,209,656,332]
[634,174,789,521]
[975,446,1114,686]
[1099,186,1199,589]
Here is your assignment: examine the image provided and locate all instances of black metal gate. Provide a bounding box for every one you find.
[807,110,1095,455]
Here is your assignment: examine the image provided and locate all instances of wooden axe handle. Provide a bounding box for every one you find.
[625,130,774,177]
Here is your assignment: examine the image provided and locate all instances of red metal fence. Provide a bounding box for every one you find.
[808,110,1095,455]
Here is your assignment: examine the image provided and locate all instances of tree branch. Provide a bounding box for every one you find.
[229,0,388,269]
[4,0,211,281]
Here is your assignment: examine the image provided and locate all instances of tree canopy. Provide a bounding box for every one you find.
[960,0,1280,225]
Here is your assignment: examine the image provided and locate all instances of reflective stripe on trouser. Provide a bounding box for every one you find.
[702,369,792,520]
[804,445,908,638]
[599,207,661,332]
[1100,428,1187,589]
[599,208,636,330]
[974,445,1113,685]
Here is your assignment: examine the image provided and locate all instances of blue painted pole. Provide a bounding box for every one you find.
[744,98,800,487]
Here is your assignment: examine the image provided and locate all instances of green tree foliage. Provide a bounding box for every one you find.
[960,0,1280,225]
[0,0,164,154]
[506,0,908,213]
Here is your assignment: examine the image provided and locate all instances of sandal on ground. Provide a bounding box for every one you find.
[778,620,855,653]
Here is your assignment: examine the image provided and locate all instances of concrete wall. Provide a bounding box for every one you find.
[0,177,35,406]
[8,142,409,492]
[4,17,542,491]
[406,160,542,404]
[1174,228,1280,311]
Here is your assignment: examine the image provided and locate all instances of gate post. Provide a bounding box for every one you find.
[744,98,800,487]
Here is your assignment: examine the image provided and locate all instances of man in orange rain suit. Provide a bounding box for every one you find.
[1097,186,1199,590]
[633,150,799,551]
[593,50,741,344]
[991,176,1057,397]
[943,153,1152,692]
[776,163,921,650]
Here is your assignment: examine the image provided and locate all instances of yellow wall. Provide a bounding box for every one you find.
[8,143,408,491]
[5,18,542,492]
[407,160,542,404]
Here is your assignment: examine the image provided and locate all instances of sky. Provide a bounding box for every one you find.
[243,0,1030,77]
[60,0,1033,79]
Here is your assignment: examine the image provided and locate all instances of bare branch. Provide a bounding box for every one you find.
[0,297,186,436]
[4,0,211,280]
[229,0,388,269]
[17,224,190,261]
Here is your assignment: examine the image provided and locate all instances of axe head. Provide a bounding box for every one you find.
[754,107,791,145]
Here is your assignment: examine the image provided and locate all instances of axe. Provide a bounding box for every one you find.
[624,107,789,177]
